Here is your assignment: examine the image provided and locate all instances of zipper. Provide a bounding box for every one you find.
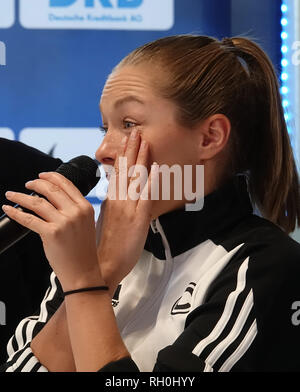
[155,218,172,261]
[151,219,159,233]
[122,217,173,332]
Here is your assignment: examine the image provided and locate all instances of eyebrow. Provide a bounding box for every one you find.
[113,95,145,109]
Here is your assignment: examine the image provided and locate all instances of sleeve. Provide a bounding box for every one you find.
[98,256,258,372]
[0,272,64,372]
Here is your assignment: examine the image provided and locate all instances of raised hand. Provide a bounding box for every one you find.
[96,129,159,294]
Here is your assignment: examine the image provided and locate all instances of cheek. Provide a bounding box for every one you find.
[148,129,196,167]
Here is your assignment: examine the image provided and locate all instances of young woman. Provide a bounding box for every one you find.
[1,35,300,372]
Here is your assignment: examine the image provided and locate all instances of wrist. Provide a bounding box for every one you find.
[61,266,106,293]
[99,268,122,299]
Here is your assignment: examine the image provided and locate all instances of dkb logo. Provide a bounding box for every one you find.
[50,0,143,7]
[20,0,174,31]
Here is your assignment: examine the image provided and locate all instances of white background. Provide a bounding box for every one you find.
[0,128,15,140]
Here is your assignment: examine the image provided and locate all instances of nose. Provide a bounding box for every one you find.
[95,132,118,167]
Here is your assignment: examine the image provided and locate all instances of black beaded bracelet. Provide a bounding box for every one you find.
[63,286,109,297]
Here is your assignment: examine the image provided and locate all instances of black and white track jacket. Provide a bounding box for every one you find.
[1,175,300,372]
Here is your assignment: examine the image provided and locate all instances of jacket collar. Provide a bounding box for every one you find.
[144,174,253,259]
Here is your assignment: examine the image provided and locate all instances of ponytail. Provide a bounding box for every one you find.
[229,37,300,233]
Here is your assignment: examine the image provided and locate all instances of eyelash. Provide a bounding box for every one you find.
[99,126,108,134]
[99,121,137,135]
[124,121,137,129]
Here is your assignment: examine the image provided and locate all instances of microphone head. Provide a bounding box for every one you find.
[55,155,100,196]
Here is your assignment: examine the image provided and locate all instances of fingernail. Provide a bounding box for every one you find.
[5,191,14,197]
[131,129,138,139]
[25,181,33,186]
[2,205,10,211]
[141,140,147,149]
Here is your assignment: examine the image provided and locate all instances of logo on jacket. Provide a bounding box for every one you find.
[171,282,196,315]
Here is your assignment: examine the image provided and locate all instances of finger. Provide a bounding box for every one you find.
[36,172,86,205]
[129,140,150,181]
[113,135,128,178]
[109,136,128,201]
[96,200,106,246]
[2,204,49,236]
[138,162,159,217]
[125,129,141,176]
[5,191,61,222]
[114,130,140,187]
[25,178,76,211]
[127,140,149,204]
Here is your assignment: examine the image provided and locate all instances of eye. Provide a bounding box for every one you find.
[123,121,137,129]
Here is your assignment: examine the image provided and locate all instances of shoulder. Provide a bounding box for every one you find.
[244,216,300,281]
[214,214,300,274]
[206,214,300,304]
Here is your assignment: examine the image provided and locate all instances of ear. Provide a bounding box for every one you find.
[196,114,231,161]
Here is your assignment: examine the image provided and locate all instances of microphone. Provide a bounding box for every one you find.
[0,155,100,256]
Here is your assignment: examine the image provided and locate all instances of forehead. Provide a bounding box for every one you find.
[100,66,159,108]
